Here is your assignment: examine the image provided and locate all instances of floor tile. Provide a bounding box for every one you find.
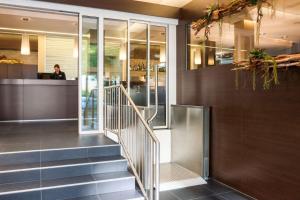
[218,191,252,200]
[169,185,214,200]
[160,191,181,200]
[0,121,116,153]
[194,195,225,200]
[204,179,232,195]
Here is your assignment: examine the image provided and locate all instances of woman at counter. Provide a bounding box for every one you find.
[50,64,66,80]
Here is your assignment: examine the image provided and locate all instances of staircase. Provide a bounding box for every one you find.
[0,142,144,200]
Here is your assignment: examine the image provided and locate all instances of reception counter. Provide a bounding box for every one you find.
[0,79,78,121]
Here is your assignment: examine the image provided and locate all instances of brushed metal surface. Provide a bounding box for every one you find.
[171,105,210,179]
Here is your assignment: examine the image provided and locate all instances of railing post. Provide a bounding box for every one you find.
[118,86,121,143]
[92,90,95,129]
[155,143,160,200]
[104,88,107,136]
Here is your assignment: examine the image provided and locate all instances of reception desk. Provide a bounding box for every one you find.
[0,79,78,121]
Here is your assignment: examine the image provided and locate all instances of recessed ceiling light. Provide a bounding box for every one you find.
[21,17,31,22]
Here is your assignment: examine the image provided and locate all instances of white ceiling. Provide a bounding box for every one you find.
[133,0,193,7]
[0,7,78,35]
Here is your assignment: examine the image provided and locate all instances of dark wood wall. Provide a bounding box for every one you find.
[39,0,179,18]
[177,21,300,200]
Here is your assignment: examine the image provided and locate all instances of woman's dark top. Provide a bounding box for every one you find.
[50,71,66,80]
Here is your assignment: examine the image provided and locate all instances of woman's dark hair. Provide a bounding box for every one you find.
[54,64,60,69]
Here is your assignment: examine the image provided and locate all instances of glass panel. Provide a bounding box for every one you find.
[129,22,148,106]
[150,25,167,127]
[104,19,128,87]
[81,17,98,131]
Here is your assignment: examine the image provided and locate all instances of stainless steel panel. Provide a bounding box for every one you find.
[171,105,210,179]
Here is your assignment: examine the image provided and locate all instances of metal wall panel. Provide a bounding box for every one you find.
[171,105,210,179]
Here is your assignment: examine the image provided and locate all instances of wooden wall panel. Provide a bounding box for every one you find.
[40,0,180,18]
[177,20,300,200]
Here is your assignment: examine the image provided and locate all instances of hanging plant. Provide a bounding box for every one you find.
[192,0,276,41]
[233,49,300,90]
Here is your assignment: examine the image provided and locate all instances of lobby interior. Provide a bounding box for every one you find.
[0,0,299,200]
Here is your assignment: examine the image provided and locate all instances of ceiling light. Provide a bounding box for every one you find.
[73,37,78,58]
[194,49,202,65]
[119,44,127,61]
[21,33,30,55]
[160,45,166,63]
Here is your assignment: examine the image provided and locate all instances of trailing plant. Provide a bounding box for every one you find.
[192,0,276,42]
[233,49,280,90]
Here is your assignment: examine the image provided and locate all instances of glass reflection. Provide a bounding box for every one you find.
[81,17,98,131]
[104,19,128,87]
[129,22,148,107]
[150,25,167,127]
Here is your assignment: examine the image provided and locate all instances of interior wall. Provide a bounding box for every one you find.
[41,0,180,18]
[45,35,78,80]
[0,50,38,65]
[177,20,300,200]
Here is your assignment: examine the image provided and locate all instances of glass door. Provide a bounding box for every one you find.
[129,22,148,107]
[104,19,168,128]
[103,19,128,87]
[149,25,167,127]
[80,16,99,132]
[103,19,168,128]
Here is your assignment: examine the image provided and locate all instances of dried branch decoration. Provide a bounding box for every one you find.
[191,0,275,43]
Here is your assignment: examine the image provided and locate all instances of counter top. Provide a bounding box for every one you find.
[0,79,78,86]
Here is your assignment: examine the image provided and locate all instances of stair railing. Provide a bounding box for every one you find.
[104,85,160,200]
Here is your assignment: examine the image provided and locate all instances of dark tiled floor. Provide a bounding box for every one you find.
[160,179,253,200]
[0,121,116,153]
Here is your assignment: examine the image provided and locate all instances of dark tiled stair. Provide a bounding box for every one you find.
[0,144,143,200]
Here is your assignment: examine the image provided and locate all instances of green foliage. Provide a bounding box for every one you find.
[249,0,259,5]
[206,3,219,19]
[248,49,279,90]
[250,49,267,59]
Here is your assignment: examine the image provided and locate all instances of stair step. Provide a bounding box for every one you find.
[0,156,128,184]
[0,145,121,166]
[0,155,126,172]
[0,171,135,199]
[98,190,144,200]
[66,190,144,200]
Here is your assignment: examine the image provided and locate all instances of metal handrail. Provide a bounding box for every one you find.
[147,65,159,126]
[104,84,160,200]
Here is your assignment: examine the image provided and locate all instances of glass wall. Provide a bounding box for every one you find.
[187,6,300,69]
[150,25,167,127]
[129,22,148,107]
[81,17,99,131]
[104,19,128,87]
